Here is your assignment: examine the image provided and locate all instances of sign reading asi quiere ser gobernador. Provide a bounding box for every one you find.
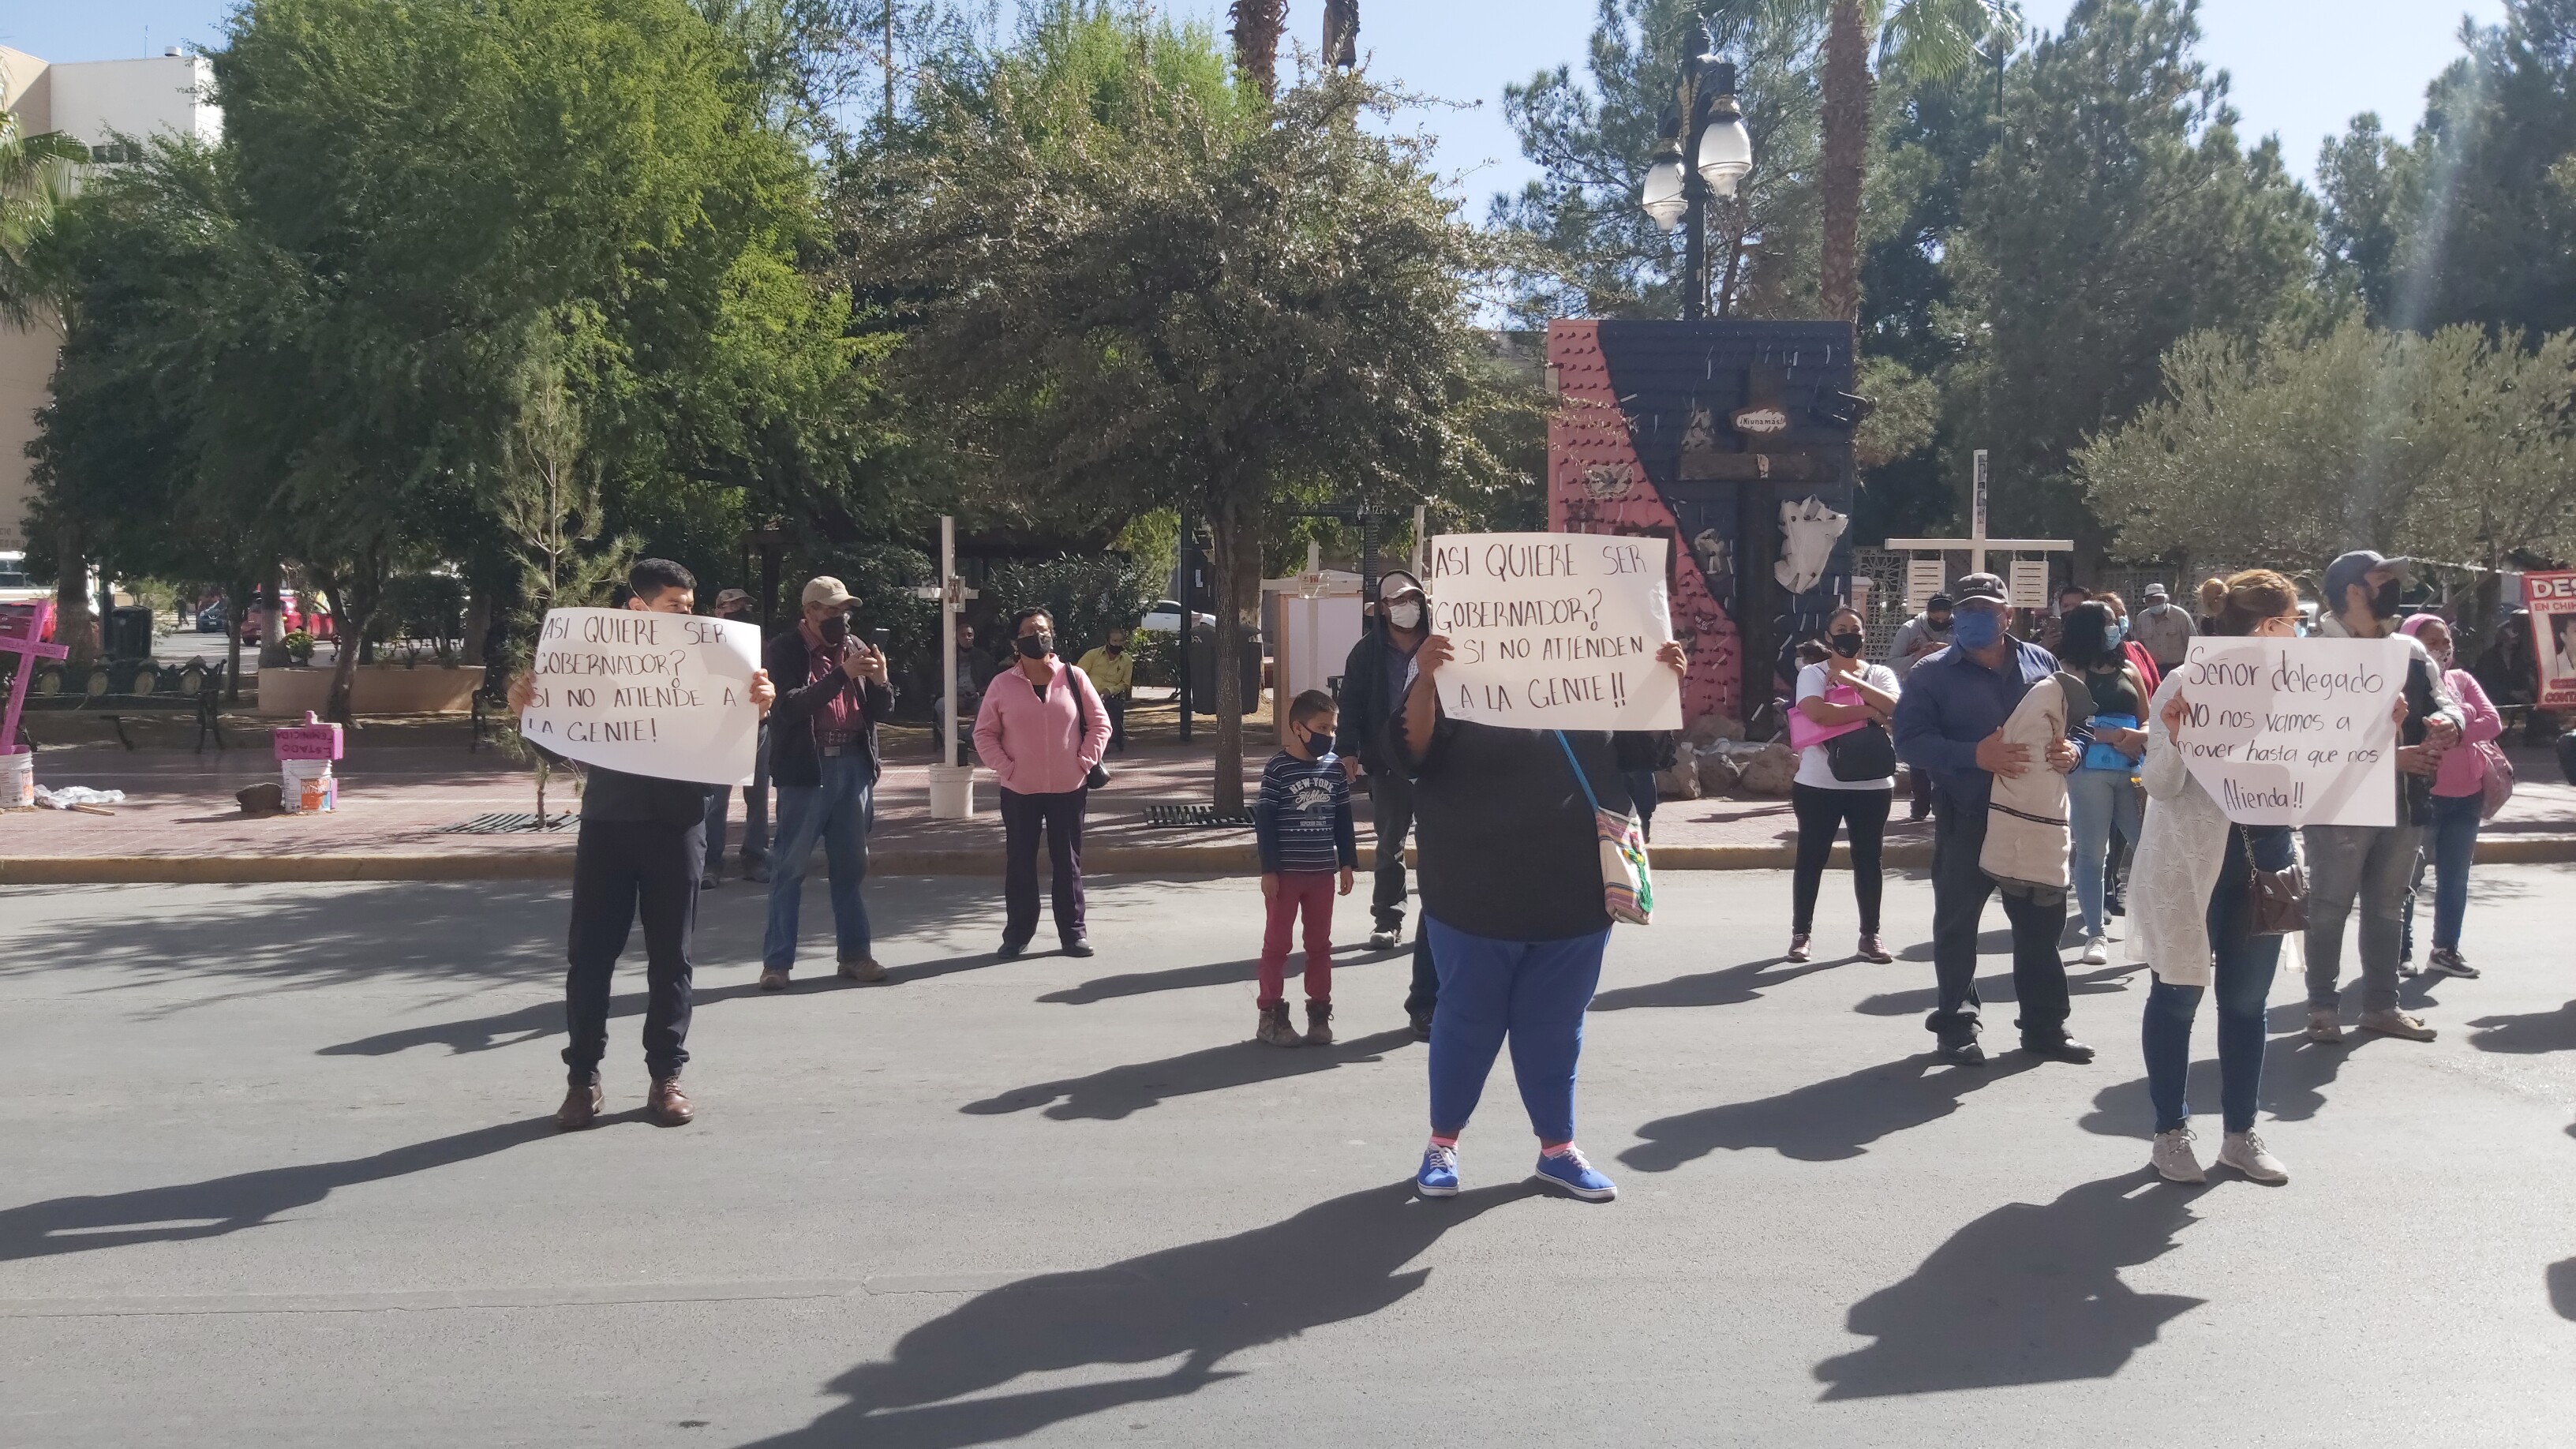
[1421,532,1683,732]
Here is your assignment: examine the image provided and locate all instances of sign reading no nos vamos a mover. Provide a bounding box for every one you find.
[1422,532,1683,732]
[2173,636,2408,828]
[519,608,762,786]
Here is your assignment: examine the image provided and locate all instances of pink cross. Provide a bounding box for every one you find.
[1,601,72,757]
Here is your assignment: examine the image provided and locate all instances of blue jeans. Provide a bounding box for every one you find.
[763,754,875,972]
[702,724,772,871]
[2402,792,2481,955]
[2142,825,2288,1133]
[1425,917,1608,1144]
[2065,766,2141,939]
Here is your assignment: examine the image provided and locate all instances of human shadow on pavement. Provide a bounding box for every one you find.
[0,1118,556,1262]
[1037,946,1378,1006]
[736,1181,1536,1449]
[1852,960,2143,1017]
[1589,956,1835,1013]
[1621,1054,2039,1170]
[2076,1030,2361,1138]
[2468,1001,2576,1054]
[1812,1170,2207,1399]
[2548,1259,2576,1320]
[962,1029,1415,1121]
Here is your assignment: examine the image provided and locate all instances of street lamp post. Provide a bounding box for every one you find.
[1641,38,1754,320]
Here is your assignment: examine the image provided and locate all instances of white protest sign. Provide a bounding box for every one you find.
[1421,532,1682,731]
[519,608,762,786]
[2171,637,2409,826]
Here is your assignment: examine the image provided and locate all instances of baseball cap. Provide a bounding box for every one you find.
[2143,582,2169,601]
[2322,551,2408,608]
[1925,593,1953,611]
[1950,572,2007,605]
[801,576,853,608]
[714,587,753,609]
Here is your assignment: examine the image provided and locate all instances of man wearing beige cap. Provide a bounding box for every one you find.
[701,588,770,886]
[761,576,897,988]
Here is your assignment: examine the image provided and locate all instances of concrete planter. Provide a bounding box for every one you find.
[256,664,481,717]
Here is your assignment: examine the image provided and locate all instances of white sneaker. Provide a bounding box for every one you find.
[2218,1130,2289,1185]
[2305,1008,2345,1044]
[2080,936,2110,966]
[1368,927,1401,951]
[2151,1127,2205,1183]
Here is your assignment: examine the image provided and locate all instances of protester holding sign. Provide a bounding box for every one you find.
[2130,571,2301,1185]
[1787,607,1900,966]
[507,560,777,1130]
[2302,551,2462,1045]
[1395,585,1687,1206]
[1890,572,2091,1069]
[975,608,1113,959]
[760,577,899,990]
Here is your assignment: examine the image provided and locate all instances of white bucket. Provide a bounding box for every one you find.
[281,758,337,814]
[927,762,976,821]
[1,750,30,809]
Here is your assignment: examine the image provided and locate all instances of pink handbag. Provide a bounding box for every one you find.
[2476,739,2515,822]
[1787,683,1866,752]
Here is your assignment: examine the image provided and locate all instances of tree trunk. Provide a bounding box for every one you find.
[1228,0,1286,101]
[1206,504,1263,814]
[224,577,250,702]
[1819,0,1872,326]
[259,560,287,667]
[51,518,95,665]
[320,556,382,726]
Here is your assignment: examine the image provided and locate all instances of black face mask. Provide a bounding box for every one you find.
[1016,633,1053,659]
[1106,644,1124,656]
[1302,728,1334,756]
[2371,579,2402,620]
[1830,632,1864,659]
[1926,616,1951,633]
[818,614,849,645]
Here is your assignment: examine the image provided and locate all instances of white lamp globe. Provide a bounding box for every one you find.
[1695,114,1753,198]
[1641,156,1687,230]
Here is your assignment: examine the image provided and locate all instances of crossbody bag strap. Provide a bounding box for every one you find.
[1553,729,1608,814]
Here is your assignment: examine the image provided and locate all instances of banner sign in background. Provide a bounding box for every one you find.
[1422,532,1683,731]
[519,608,762,786]
[2172,637,2406,826]
[2526,571,2576,710]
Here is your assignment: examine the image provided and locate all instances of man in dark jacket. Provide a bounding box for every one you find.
[1337,571,1439,1033]
[761,576,898,990]
[509,559,776,1132]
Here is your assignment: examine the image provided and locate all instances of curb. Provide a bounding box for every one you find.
[10,835,2575,885]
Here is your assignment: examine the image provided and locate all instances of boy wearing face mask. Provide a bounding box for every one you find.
[761,577,899,989]
[1252,691,1360,1046]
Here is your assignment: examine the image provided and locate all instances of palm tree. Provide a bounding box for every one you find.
[1229,0,1286,100]
[1810,0,2011,324]
[0,110,85,331]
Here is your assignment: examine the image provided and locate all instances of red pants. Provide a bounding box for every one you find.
[1259,872,1337,1008]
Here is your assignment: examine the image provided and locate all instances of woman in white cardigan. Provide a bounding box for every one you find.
[2130,571,2303,1185]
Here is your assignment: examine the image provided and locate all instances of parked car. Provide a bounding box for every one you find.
[1138,599,1215,634]
[196,601,229,634]
[238,593,335,644]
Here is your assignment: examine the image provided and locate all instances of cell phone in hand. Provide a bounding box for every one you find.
[870,627,891,652]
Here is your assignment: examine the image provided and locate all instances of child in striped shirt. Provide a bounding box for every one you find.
[1252,690,1357,1046]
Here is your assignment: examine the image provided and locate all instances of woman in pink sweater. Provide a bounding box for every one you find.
[973,607,1114,958]
[2398,615,2503,979]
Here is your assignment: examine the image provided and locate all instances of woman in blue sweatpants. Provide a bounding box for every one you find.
[1388,630,1685,1204]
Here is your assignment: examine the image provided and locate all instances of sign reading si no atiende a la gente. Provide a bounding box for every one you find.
[2172,637,2408,828]
[1421,532,1683,732]
[519,608,762,786]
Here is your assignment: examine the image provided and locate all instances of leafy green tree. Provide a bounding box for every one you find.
[1938,0,2321,560]
[858,62,1513,808]
[0,110,84,329]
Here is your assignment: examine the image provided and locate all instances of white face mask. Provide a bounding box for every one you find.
[1387,601,1424,631]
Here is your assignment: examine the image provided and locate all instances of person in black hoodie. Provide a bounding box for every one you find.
[1337,571,1439,1034]
[759,577,898,989]
[508,560,776,1131]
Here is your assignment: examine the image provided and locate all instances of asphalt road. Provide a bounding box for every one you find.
[5,866,2574,1447]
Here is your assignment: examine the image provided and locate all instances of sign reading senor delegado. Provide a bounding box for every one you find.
[519,608,762,786]
[2171,636,2408,828]
[1422,532,1683,732]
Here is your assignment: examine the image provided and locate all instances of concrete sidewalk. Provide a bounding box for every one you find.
[6,730,2574,882]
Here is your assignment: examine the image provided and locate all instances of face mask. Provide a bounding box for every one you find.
[1387,601,1424,631]
[1829,632,1864,659]
[1950,608,2003,650]
[1926,616,1951,633]
[818,614,849,645]
[2428,644,2454,668]
[1016,633,1053,660]
[1302,728,1334,755]
[2371,579,2402,619]
[1106,644,1124,656]
[2103,621,2126,647]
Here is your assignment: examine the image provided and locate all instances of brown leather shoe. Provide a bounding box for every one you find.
[757,969,790,992]
[837,957,888,984]
[647,1076,695,1126]
[556,1075,603,1131]
[1304,1001,1335,1046]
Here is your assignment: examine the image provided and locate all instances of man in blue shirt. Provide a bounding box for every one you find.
[1892,572,2091,1067]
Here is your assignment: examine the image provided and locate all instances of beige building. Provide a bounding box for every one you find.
[0,47,222,554]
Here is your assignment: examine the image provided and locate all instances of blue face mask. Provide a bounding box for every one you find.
[2103,620,2126,648]
[1950,608,2004,650]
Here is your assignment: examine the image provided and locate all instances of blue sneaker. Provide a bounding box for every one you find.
[1415,1144,1460,1199]
[1533,1147,1616,1202]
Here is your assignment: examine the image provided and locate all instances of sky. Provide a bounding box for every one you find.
[4,0,2514,208]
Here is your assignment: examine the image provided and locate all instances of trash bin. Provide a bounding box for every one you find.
[104,605,155,661]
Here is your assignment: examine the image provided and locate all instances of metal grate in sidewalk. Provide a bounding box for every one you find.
[1141,803,1254,828]
[440,812,576,834]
